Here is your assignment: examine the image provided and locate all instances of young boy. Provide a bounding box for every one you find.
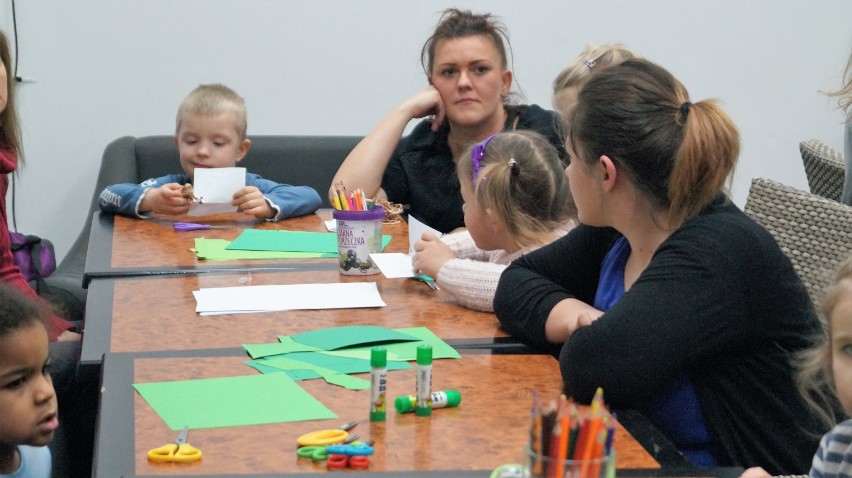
[0,284,58,478]
[97,83,321,220]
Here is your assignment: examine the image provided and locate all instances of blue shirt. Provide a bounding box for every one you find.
[0,445,51,478]
[98,172,321,221]
[594,236,718,467]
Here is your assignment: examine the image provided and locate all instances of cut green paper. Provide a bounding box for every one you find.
[244,339,321,359]
[285,351,411,374]
[290,325,420,351]
[243,360,323,381]
[323,373,370,390]
[225,230,391,253]
[133,373,336,430]
[195,238,336,260]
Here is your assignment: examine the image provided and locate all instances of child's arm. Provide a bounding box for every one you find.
[97,175,189,217]
[436,258,509,312]
[243,174,322,221]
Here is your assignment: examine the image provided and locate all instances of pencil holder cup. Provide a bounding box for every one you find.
[521,445,615,478]
[333,206,385,276]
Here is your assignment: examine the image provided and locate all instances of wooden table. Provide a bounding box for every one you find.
[83,210,408,285]
[82,209,701,476]
[94,349,661,477]
[80,267,513,382]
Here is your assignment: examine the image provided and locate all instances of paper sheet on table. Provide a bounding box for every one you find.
[188,167,245,216]
[370,216,442,278]
[369,252,416,278]
[290,325,420,350]
[195,238,336,261]
[193,282,386,315]
[133,373,336,430]
[225,230,391,253]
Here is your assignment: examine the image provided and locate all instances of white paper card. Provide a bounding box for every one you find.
[188,167,246,216]
[369,252,416,278]
[193,282,386,316]
[407,215,443,254]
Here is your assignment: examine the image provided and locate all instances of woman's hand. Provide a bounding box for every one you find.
[739,467,770,478]
[412,231,454,279]
[140,183,191,215]
[398,86,446,132]
[233,186,274,219]
[544,299,604,343]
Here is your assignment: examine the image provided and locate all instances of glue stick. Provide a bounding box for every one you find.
[370,347,387,421]
[415,344,433,417]
[395,390,461,414]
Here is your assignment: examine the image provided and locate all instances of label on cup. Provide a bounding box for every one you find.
[333,206,385,275]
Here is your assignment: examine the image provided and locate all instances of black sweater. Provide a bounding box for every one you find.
[381,104,563,233]
[494,197,822,474]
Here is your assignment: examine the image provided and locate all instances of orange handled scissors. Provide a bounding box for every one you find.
[147,425,202,463]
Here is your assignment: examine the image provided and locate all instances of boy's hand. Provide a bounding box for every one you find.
[141,183,191,215]
[233,186,274,219]
[412,231,454,279]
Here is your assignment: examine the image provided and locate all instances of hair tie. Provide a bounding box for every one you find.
[583,59,596,69]
[508,158,520,176]
[471,133,500,184]
[679,101,692,119]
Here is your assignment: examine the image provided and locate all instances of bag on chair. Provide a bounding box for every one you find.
[9,232,56,295]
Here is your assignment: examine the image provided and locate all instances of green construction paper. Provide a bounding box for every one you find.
[243,360,323,381]
[224,230,391,253]
[133,373,336,430]
[259,356,339,377]
[323,373,370,390]
[244,339,322,359]
[290,325,420,351]
[322,348,402,361]
[195,238,336,260]
[378,327,461,360]
[285,351,411,374]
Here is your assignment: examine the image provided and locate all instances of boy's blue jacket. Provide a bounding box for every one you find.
[97,172,321,221]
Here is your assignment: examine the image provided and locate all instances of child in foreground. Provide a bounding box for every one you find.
[0,284,58,478]
[412,131,575,312]
[98,83,321,220]
[742,257,852,477]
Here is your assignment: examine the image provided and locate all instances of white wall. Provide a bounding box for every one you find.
[2,0,851,261]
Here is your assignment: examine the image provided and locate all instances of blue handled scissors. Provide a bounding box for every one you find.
[173,222,233,231]
[147,425,202,463]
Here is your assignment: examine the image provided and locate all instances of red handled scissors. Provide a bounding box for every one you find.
[147,425,202,463]
[173,222,233,231]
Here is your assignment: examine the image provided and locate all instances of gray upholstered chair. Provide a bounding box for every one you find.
[743,177,852,310]
[799,139,845,202]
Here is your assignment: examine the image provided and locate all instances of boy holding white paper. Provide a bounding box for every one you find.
[97,84,321,221]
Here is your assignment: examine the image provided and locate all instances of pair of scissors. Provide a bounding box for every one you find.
[173,222,233,231]
[296,420,359,447]
[147,425,202,463]
[413,275,439,291]
[327,453,369,470]
[297,445,329,461]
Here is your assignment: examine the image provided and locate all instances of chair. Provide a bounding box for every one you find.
[743,177,852,309]
[799,139,845,202]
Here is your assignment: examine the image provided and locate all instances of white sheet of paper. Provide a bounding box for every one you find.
[188,167,246,216]
[407,215,443,254]
[193,282,386,316]
[369,252,416,278]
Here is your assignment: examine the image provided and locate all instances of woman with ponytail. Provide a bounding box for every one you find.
[494,58,822,473]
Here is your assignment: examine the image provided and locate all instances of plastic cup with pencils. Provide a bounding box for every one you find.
[522,444,614,478]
